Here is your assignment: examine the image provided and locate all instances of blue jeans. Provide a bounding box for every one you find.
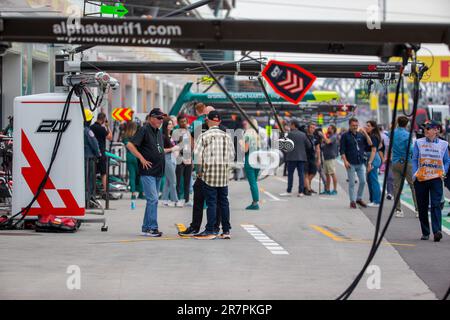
[287,161,305,193]
[367,157,381,204]
[203,183,231,233]
[347,164,366,202]
[162,154,179,202]
[414,178,443,236]
[140,175,161,232]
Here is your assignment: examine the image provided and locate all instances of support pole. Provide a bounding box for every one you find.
[200,61,258,132]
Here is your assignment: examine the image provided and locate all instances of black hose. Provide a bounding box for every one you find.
[337,51,420,299]
[444,286,450,300]
[0,81,99,229]
[3,86,77,228]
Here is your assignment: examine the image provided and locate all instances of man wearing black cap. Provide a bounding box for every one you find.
[178,107,228,237]
[193,111,235,240]
[127,108,167,237]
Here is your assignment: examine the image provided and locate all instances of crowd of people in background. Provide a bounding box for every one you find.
[82,102,449,243]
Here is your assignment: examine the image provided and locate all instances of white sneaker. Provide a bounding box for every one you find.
[185,201,193,207]
[159,200,168,206]
[368,202,380,208]
[279,192,292,197]
[297,193,304,197]
[175,200,184,207]
[415,211,419,218]
[395,209,404,218]
[165,201,175,207]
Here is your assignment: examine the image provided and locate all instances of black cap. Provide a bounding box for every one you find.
[207,110,221,122]
[149,108,167,118]
[424,120,440,129]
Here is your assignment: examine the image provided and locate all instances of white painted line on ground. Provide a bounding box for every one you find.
[263,190,287,202]
[400,200,450,236]
[273,176,288,183]
[267,246,285,250]
[271,251,289,255]
[242,224,289,255]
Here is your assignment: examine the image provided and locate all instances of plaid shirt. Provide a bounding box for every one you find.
[194,126,235,187]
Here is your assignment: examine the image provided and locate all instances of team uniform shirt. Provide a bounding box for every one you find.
[84,125,101,158]
[189,114,207,137]
[412,137,450,182]
[193,126,235,187]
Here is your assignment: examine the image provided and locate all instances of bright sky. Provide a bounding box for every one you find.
[231,0,450,22]
[228,0,450,62]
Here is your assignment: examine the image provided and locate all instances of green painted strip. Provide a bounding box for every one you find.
[377,176,450,230]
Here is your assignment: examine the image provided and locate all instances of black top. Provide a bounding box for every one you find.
[90,122,107,154]
[163,133,174,149]
[370,134,381,151]
[306,134,319,162]
[340,131,372,165]
[130,123,165,177]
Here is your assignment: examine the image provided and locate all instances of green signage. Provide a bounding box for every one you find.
[355,89,369,104]
[100,3,128,17]
[169,83,340,116]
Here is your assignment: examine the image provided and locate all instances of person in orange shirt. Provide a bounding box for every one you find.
[412,120,450,242]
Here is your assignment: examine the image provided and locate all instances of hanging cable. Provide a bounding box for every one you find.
[0,85,80,229]
[0,70,112,229]
[337,48,421,300]
[256,76,295,153]
[198,59,259,132]
[444,286,450,300]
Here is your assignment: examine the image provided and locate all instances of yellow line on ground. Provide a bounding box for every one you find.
[175,223,186,233]
[346,239,416,247]
[310,224,346,242]
[310,225,415,247]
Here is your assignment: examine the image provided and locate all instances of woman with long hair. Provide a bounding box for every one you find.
[161,118,182,207]
[122,121,144,203]
[365,120,384,207]
[241,118,261,210]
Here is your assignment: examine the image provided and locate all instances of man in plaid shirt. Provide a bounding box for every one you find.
[193,111,235,239]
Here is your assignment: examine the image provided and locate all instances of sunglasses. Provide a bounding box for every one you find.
[152,116,164,120]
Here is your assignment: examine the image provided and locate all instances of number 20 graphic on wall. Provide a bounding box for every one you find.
[36,120,71,133]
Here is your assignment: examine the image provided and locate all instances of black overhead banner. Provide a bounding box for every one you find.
[0,17,449,56]
[70,61,402,77]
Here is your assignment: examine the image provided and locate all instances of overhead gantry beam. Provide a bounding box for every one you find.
[1,17,448,57]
